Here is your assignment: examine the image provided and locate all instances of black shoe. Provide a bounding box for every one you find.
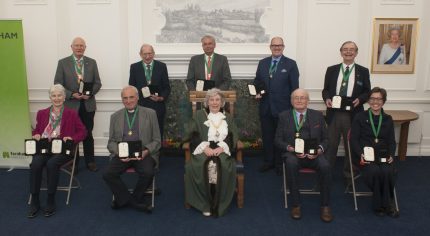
[129,200,152,214]
[386,207,400,218]
[87,162,98,172]
[43,204,56,217]
[259,164,274,173]
[27,204,40,218]
[111,200,122,210]
[374,208,385,217]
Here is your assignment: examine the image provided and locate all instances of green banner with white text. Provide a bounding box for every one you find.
[0,20,32,168]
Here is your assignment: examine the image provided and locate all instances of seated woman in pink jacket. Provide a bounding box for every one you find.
[28,84,87,218]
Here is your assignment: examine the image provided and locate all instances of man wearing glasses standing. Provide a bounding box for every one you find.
[322,41,371,183]
[254,37,300,175]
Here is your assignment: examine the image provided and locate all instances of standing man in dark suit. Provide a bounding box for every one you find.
[275,88,333,222]
[322,41,371,181]
[54,37,102,172]
[129,44,170,141]
[186,35,232,90]
[254,36,299,174]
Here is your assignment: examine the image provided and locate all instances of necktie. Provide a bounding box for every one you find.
[207,56,212,80]
[146,64,151,83]
[299,113,304,123]
[339,66,350,97]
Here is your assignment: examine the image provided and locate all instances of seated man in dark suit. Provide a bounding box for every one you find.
[102,86,161,213]
[275,88,333,222]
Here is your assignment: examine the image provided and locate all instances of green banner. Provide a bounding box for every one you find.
[0,20,32,168]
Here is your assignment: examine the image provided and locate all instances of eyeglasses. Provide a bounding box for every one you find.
[270,44,284,48]
[341,48,356,52]
[369,97,383,102]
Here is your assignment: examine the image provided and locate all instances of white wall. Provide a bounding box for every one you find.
[1,0,429,156]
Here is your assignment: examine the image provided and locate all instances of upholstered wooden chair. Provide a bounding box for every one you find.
[183,90,244,208]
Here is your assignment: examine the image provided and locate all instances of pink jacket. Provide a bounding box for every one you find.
[32,106,87,144]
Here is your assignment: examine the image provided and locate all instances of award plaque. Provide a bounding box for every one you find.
[148,85,160,96]
[248,84,257,96]
[141,86,151,98]
[82,82,93,96]
[363,146,375,162]
[304,138,318,155]
[78,80,85,94]
[38,138,50,155]
[24,139,37,156]
[196,79,215,91]
[118,141,142,158]
[63,140,74,156]
[295,138,305,154]
[332,96,342,109]
[51,138,63,154]
[196,80,205,92]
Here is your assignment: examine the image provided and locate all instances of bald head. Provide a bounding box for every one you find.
[139,44,155,64]
[71,37,86,59]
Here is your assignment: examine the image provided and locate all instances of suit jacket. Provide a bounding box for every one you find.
[128,60,171,116]
[32,106,87,144]
[254,55,299,117]
[350,109,396,166]
[107,106,161,165]
[275,109,328,155]
[322,63,371,125]
[186,53,232,90]
[54,55,102,112]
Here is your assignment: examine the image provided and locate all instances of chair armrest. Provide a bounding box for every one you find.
[183,142,191,162]
[236,140,243,163]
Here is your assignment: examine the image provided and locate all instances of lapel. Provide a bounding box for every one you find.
[68,55,76,77]
[351,65,361,96]
[117,108,125,136]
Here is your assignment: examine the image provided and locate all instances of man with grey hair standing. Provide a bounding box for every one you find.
[129,43,170,141]
[54,37,102,172]
[186,35,232,91]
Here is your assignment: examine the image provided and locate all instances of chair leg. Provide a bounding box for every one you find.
[236,174,244,208]
[283,162,288,208]
[151,177,155,208]
[347,136,359,211]
[393,187,399,211]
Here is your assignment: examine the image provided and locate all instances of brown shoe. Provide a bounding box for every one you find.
[87,162,98,172]
[290,206,301,220]
[320,206,333,222]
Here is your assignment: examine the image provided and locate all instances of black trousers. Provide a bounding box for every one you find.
[260,113,281,168]
[284,153,332,207]
[29,154,72,195]
[362,163,396,210]
[77,101,95,167]
[103,156,155,206]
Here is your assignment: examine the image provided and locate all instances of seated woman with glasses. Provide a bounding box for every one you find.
[350,87,399,217]
[184,88,239,217]
[28,84,87,218]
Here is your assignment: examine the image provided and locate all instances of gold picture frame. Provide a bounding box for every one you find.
[371,18,418,74]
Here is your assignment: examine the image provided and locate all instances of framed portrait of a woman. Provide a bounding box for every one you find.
[371,18,418,74]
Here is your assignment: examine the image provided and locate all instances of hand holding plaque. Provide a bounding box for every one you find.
[196,79,215,91]
[118,141,142,159]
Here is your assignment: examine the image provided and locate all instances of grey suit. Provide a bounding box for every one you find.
[186,53,232,90]
[54,55,102,167]
[54,55,102,112]
[103,106,161,206]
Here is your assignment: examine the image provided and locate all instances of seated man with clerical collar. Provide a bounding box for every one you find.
[102,85,161,213]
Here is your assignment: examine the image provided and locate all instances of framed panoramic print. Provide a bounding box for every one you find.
[371,18,418,74]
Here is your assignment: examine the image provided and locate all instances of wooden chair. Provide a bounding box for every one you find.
[183,90,244,208]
